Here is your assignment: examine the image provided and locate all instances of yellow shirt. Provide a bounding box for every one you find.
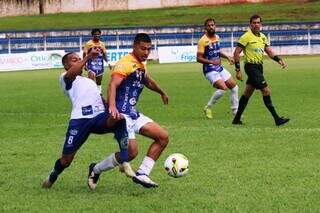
[197,34,223,73]
[238,30,269,64]
[112,53,146,78]
[83,40,107,55]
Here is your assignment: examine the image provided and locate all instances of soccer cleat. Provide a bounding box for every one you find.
[203,106,213,119]
[275,117,290,126]
[121,162,136,178]
[132,172,158,188]
[232,119,243,125]
[87,163,100,190]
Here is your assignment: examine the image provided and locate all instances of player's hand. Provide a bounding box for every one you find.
[88,46,100,59]
[236,70,243,81]
[109,106,121,120]
[161,94,169,105]
[228,57,235,65]
[279,59,287,69]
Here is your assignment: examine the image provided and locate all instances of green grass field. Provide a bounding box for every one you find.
[1,55,320,212]
[1,0,319,30]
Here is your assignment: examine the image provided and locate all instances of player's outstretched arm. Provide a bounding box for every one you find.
[107,75,123,120]
[265,46,287,69]
[65,48,99,80]
[144,74,168,104]
[220,51,234,65]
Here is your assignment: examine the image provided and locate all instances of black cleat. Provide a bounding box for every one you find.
[275,117,290,126]
[87,163,100,190]
[232,119,243,125]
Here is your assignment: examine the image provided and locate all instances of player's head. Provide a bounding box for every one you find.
[91,28,101,41]
[204,18,216,36]
[249,14,262,34]
[62,52,81,70]
[133,33,152,62]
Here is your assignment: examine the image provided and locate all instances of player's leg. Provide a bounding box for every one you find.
[260,86,289,126]
[232,84,255,124]
[87,114,136,189]
[87,139,138,190]
[204,72,226,119]
[42,119,91,188]
[95,74,103,93]
[223,69,239,115]
[133,118,169,188]
[233,64,260,124]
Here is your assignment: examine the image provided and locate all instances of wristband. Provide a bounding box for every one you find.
[235,62,240,70]
[273,55,281,62]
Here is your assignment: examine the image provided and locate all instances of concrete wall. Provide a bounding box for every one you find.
[0,0,272,17]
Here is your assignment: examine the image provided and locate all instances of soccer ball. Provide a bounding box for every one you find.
[164,153,189,178]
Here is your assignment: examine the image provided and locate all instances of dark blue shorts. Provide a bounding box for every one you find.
[62,112,111,155]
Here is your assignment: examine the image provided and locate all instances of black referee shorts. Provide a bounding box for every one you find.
[244,63,268,89]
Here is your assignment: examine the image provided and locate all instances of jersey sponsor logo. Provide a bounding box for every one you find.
[82,105,93,116]
[69,129,78,136]
[129,97,137,105]
[254,48,264,53]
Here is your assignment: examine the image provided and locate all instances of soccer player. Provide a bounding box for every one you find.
[197,18,239,119]
[83,28,111,93]
[89,33,169,188]
[232,14,289,126]
[42,49,134,189]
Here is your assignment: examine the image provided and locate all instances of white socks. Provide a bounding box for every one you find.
[230,85,239,114]
[137,156,155,176]
[93,153,120,174]
[207,89,226,107]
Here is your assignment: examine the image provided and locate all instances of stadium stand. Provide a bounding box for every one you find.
[0,22,319,54]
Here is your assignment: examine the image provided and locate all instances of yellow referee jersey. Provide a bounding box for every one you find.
[238,30,269,64]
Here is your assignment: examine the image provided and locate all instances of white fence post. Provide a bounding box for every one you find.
[231,31,234,53]
[116,31,119,50]
[308,28,311,54]
[44,35,47,51]
[8,36,11,54]
[79,36,83,52]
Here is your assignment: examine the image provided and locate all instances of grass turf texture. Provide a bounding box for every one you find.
[1,55,320,212]
[0,1,319,31]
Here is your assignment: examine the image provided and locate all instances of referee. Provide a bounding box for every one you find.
[232,14,289,126]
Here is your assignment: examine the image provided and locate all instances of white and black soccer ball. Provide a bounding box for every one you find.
[164,153,189,178]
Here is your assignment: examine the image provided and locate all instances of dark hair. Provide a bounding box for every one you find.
[134,33,151,44]
[62,52,74,66]
[250,14,262,23]
[91,28,101,36]
[204,18,215,26]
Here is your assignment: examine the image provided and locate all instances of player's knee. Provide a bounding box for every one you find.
[157,129,169,147]
[60,157,73,168]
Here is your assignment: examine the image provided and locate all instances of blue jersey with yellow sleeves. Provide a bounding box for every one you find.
[112,53,146,119]
[83,40,107,75]
[197,34,223,74]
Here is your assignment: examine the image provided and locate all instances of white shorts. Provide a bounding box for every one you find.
[205,68,232,85]
[122,113,153,139]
